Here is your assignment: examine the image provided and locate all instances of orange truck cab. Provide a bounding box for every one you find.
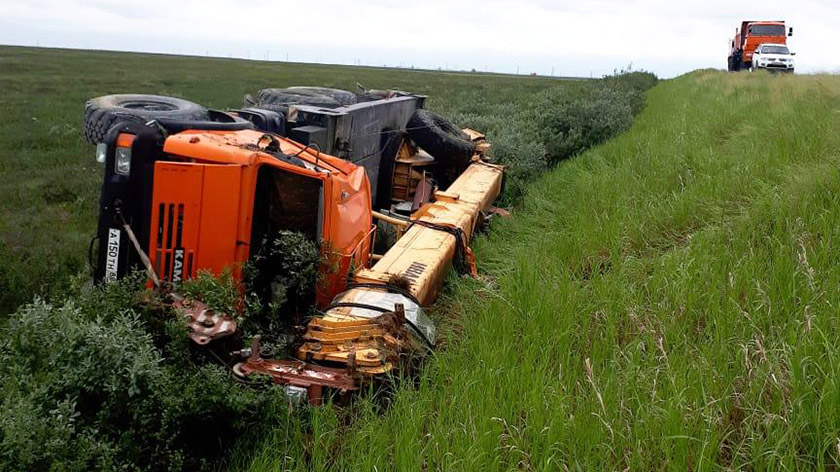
[93,93,430,309]
[728,20,792,71]
[94,120,373,306]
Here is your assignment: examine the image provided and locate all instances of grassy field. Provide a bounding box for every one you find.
[0,46,558,314]
[5,46,839,471]
[236,71,840,470]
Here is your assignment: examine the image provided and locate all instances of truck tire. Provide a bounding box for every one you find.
[250,102,292,116]
[84,94,208,144]
[406,109,475,170]
[153,109,255,134]
[256,88,342,109]
[285,87,357,106]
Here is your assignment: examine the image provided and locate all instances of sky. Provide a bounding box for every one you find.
[1,0,838,78]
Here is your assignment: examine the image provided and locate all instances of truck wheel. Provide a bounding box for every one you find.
[257,88,342,109]
[285,87,357,106]
[84,94,208,144]
[250,102,292,116]
[406,109,475,171]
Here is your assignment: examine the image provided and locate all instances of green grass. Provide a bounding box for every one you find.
[5,46,839,471]
[0,45,560,314]
[237,71,840,470]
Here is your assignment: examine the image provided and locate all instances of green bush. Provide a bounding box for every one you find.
[536,84,634,165]
[490,124,547,204]
[0,276,290,472]
[534,68,658,166]
[601,69,659,114]
[247,231,319,311]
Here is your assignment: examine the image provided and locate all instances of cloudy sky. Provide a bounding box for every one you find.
[1,0,838,78]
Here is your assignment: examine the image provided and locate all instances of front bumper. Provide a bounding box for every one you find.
[756,62,794,72]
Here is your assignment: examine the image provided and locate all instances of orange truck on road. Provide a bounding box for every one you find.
[727,20,792,71]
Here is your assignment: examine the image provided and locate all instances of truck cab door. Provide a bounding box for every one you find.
[148,162,243,284]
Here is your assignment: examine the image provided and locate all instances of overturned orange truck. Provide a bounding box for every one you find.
[86,89,505,403]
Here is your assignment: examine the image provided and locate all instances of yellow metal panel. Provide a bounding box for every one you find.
[298,154,505,376]
[356,161,504,305]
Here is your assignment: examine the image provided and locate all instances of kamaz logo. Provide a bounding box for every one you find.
[172,248,185,283]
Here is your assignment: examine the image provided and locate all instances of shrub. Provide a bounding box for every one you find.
[247,230,319,312]
[0,277,290,472]
[0,299,157,471]
[601,68,659,115]
[242,231,320,346]
[490,124,547,204]
[536,84,633,165]
[534,68,658,166]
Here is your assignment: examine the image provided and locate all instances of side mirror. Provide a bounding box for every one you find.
[791,52,796,56]
[788,27,793,37]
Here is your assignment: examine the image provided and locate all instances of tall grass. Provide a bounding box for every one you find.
[241,71,840,470]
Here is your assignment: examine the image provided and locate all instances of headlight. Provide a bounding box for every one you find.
[95,143,107,164]
[115,147,131,175]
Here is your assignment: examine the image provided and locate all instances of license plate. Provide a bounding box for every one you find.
[105,228,121,282]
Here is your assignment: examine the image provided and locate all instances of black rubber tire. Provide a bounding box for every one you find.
[406,109,475,169]
[285,87,357,106]
[256,88,342,109]
[250,102,292,116]
[83,94,208,144]
[154,109,254,134]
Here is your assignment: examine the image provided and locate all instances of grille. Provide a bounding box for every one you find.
[154,202,194,282]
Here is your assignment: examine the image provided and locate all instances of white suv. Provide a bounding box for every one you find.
[752,44,795,73]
